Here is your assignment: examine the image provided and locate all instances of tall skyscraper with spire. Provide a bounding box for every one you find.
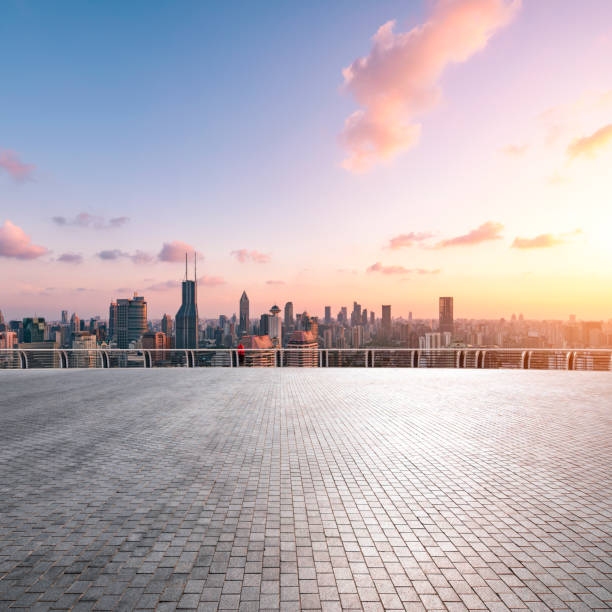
[239,291,249,336]
[175,255,199,349]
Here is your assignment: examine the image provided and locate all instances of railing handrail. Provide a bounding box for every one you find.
[1,347,611,352]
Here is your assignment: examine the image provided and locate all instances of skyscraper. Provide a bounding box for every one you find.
[382,305,391,340]
[161,314,173,347]
[284,302,294,328]
[23,317,46,343]
[324,306,331,324]
[112,294,148,348]
[239,291,250,336]
[175,279,198,349]
[61,310,68,325]
[268,305,282,346]
[439,297,454,335]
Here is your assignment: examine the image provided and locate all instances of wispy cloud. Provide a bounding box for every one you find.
[434,221,504,247]
[0,220,48,259]
[97,249,154,264]
[0,150,35,181]
[52,213,129,229]
[387,232,434,249]
[231,249,270,263]
[266,280,285,285]
[199,275,226,287]
[339,0,521,172]
[367,262,440,275]
[500,144,528,156]
[57,252,83,264]
[567,123,612,159]
[512,229,582,249]
[158,241,202,263]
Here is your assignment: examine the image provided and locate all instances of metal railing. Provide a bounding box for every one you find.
[0,348,611,370]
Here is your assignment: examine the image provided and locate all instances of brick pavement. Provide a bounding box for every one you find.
[0,369,610,611]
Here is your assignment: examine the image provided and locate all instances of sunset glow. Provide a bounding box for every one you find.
[1,0,611,320]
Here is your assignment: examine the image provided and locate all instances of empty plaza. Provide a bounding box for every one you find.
[0,369,610,611]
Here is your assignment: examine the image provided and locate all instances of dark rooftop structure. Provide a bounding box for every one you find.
[0,369,610,611]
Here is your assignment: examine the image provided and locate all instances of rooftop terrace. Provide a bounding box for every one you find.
[1,369,611,611]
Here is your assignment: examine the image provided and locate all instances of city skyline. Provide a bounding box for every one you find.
[2,0,612,320]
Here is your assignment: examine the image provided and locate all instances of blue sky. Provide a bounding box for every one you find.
[1,0,611,320]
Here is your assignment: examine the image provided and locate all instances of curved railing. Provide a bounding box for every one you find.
[0,348,611,370]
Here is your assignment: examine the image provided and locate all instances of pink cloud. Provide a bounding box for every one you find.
[0,220,48,259]
[146,280,178,291]
[434,221,504,247]
[512,229,582,249]
[340,0,521,172]
[266,280,285,285]
[368,262,440,275]
[0,150,35,181]
[198,275,226,287]
[388,232,433,249]
[158,241,202,263]
[231,249,271,263]
[57,252,83,264]
[567,123,612,159]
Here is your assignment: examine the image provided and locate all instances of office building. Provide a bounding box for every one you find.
[23,317,46,343]
[110,295,148,349]
[439,297,454,335]
[176,280,198,349]
[268,305,282,347]
[324,306,331,325]
[239,291,250,335]
[284,302,294,329]
[286,331,318,367]
[382,305,391,340]
[0,331,17,349]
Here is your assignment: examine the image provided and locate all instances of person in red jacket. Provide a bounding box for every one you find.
[237,342,245,366]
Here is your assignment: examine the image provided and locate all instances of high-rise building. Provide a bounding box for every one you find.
[324,306,331,324]
[239,291,250,335]
[439,297,454,335]
[259,313,270,336]
[284,302,294,328]
[382,305,391,340]
[176,281,198,349]
[161,314,173,337]
[268,305,282,347]
[111,294,148,348]
[286,331,318,367]
[23,318,46,343]
[61,310,68,325]
[351,302,362,326]
[0,331,17,349]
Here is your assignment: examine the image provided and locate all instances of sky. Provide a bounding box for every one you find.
[1,0,611,321]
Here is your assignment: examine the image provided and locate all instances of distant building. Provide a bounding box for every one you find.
[239,335,275,366]
[142,331,170,365]
[161,314,173,337]
[61,310,68,325]
[286,331,318,367]
[239,291,250,335]
[0,331,17,349]
[176,280,198,349]
[324,306,331,325]
[439,297,454,335]
[284,302,294,329]
[268,305,282,347]
[382,305,391,340]
[23,317,46,343]
[111,295,148,349]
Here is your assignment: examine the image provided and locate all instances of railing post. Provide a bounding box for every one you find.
[526,351,532,369]
[364,350,368,368]
[102,351,110,368]
[371,350,375,368]
[19,350,28,369]
[481,350,487,369]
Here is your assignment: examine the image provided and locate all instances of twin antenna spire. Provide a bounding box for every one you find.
[184,252,198,300]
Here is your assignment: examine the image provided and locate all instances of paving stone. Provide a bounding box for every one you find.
[0,369,610,610]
